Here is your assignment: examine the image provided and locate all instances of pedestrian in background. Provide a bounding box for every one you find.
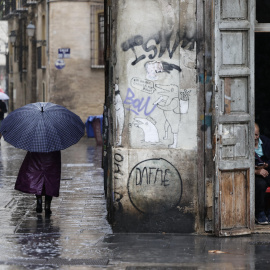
[15,151,61,215]
[0,100,7,126]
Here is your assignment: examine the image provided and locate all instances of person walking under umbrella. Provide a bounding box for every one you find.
[16,151,61,214]
[0,102,85,215]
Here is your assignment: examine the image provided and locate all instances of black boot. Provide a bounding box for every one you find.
[45,195,52,215]
[36,195,42,213]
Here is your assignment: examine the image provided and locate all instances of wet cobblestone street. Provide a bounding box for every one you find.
[0,137,112,269]
[1,136,270,269]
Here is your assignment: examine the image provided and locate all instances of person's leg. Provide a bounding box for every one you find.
[45,195,52,214]
[255,175,268,224]
[264,173,270,219]
[35,195,42,213]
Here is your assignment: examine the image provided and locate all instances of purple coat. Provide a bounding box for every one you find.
[15,151,61,197]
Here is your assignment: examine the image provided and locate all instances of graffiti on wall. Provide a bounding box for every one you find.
[155,85,191,148]
[119,77,191,148]
[114,84,125,146]
[114,0,196,148]
[121,31,181,67]
[127,158,182,214]
[145,61,181,81]
[113,152,124,211]
[133,117,159,143]
[123,87,157,116]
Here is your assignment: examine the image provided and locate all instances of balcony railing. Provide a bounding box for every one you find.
[22,0,37,6]
[0,0,29,19]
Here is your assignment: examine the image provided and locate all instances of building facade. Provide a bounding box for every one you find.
[0,21,8,94]
[104,0,259,236]
[0,0,104,122]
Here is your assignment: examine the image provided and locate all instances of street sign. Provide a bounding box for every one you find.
[55,59,65,70]
[58,48,70,59]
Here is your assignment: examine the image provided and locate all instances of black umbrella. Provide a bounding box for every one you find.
[0,102,85,152]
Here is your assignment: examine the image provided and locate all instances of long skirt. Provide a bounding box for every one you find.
[15,151,61,197]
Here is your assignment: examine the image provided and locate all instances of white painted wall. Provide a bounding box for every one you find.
[114,0,197,150]
[0,21,8,65]
[110,0,198,232]
[0,21,8,92]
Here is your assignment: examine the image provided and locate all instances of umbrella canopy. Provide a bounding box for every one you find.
[0,92,9,100]
[0,102,85,152]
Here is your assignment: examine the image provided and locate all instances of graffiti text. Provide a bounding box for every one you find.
[124,88,157,116]
[121,31,181,66]
[136,167,170,186]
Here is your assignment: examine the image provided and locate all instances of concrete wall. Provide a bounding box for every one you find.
[109,0,198,232]
[48,1,105,123]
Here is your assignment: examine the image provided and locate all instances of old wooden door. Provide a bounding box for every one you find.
[213,0,255,236]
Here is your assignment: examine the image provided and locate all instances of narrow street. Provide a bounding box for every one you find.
[0,136,112,269]
[0,136,270,269]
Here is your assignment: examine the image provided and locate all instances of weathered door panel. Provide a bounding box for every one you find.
[214,0,255,236]
[220,170,250,235]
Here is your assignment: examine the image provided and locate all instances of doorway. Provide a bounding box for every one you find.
[254,0,270,232]
[255,33,270,137]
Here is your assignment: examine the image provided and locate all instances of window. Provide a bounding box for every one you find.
[42,82,46,102]
[16,0,25,11]
[90,4,104,68]
[98,13,104,66]
[36,16,46,69]
[24,83,26,105]
[41,15,46,68]
[37,46,42,69]
[22,23,28,72]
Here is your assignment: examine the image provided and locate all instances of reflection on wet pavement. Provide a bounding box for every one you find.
[1,137,270,269]
[0,137,112,269]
